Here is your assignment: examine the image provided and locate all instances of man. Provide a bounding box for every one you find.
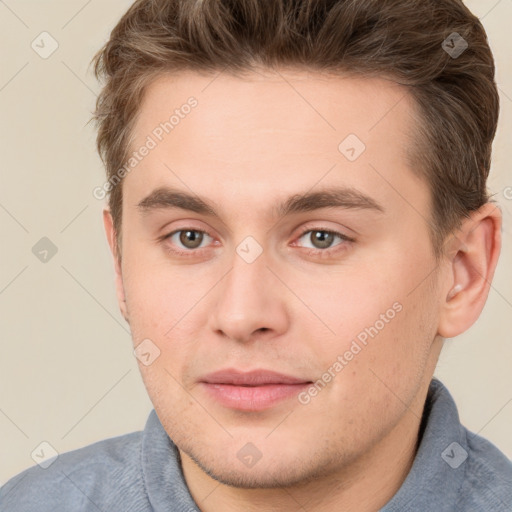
[1,0,511,510]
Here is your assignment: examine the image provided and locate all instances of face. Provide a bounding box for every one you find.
[108,69,446,489]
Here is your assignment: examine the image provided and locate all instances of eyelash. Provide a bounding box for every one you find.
[161,227,355,258]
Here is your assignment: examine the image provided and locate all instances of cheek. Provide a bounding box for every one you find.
[121,246,204,339]
[286,253,410,342]
[295,247,437,387]
[121,254,215,388]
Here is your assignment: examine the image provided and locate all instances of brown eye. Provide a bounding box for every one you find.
[309,230,336,249]
[178,230,205,249]
[164,229,213,253]
[297,229,343,250]
[294,228,355,256]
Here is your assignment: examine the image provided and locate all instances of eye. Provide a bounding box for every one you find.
[166,229,214,252]
[295,228,354,252]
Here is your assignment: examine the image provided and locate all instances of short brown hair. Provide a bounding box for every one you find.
[91,0,499,259]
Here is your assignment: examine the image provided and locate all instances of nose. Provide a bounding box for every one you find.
[208,245,289,344]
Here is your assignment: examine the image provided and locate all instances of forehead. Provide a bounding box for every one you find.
[123,69,426,218]
[134,68,415,150]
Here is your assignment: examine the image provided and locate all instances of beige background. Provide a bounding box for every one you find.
[1,0,511,485]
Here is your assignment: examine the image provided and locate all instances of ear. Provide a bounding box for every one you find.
[103,208,129,324]
[438,203,502,338]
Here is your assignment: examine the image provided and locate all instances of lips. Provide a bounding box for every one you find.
[198,368,312,411]
[200,368,311,386]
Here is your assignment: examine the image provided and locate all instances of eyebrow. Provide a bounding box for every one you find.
[136,186,385,219]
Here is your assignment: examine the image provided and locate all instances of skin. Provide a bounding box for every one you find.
[103,69,501,511]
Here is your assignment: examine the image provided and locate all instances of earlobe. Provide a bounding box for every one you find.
[103,208,129,324]
[438,203,502,338]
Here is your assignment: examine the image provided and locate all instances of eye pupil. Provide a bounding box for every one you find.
[180,230,203,249]
[311,230,334,249]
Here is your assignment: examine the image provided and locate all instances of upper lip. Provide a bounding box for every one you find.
[200,368,311,386]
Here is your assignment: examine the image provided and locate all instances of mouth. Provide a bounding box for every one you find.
[199,368,313,411]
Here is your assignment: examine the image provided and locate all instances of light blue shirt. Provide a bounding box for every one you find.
[1,378,511,511]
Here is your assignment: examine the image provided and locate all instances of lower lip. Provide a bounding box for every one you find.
[199,382,311,411]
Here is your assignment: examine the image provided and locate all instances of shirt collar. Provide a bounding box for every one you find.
[381,378,467,511]
[141,409,201,512]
